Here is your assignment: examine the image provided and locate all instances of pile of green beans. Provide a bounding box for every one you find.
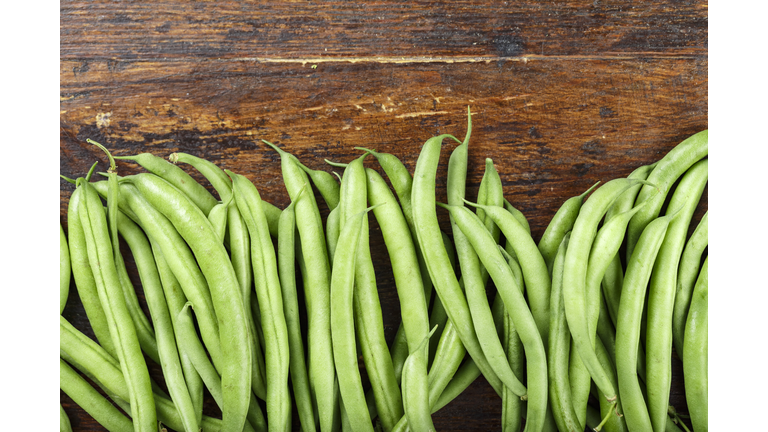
[60,120,707,432]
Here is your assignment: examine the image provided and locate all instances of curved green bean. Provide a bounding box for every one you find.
[626,130,708,260]
[601,163,656,329]
[126,172,251,432]
[148,239,204,419]
[464,200,551,348]
[115,152,219,215]
[107,181,222,370]
[176,303,267,432]
[169,151,283,237]
[439,203,547,432]
[538,181,600,275]
[672,211,708,358]
[646,159,708,432]
[411,133,502,404]
[116,210,198,432]
[446,136,522,397]
[562,178,645,406]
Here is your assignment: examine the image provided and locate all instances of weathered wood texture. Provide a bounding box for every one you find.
[60,1,707,431]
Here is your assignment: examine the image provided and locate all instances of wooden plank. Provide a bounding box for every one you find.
[61,57,707,235]
[61,0,707,60]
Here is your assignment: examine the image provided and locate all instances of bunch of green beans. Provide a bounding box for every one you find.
[60,121,707,432]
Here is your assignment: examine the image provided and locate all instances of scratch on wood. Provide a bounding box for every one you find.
[214,53,700,65]
[395,111,448,119]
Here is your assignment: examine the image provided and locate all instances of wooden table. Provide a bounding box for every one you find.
[60,1,707,430]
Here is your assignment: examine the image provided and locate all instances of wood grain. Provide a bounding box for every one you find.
[61,0,707,60]
[60,1,707,430]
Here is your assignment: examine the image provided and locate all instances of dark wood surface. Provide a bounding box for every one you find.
[60,1,707,431]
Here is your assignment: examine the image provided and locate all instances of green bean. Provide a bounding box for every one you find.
[60,316,227,432]
[464,200,552,349]
[116,210,199,432]
[401,326,438,432]
[502,253,526,432]
[359,146,441,370]
[125,172,251,432]
[596,297,618,375]
[265,140,339,432]
[562,178,646,407]
[615,214,673,431]
[230,170,292,432]
[567,338,589,430]
[573,199,651,418]
[412,132,507,400]
[67,184,116,357]
[354,147,415,229]
[115,152,219,216]
[167,152,268,400]
[60,358,133,432]
[77,177,157,431]
[428,292,502,418]
[626,130,708,260]
[148,239,204,419]
[331,208,376,432]
[593,337,628,432]
[446,137,522,397]
[672,211,708,358]
[366,167,432,429]
[296,158,341,210]
[326,205,341,265]
[228,198,269,402]
[586,202,648,334]
[439,203,548,432]
[176,303,267,432]
[427,231,456,367]
[277,187,317,432]
[207,193,232,242]
[476,158,504,243]
[538,182,600,275]
[169,151,283,237]
[60,224,70,314]
[601,163,656,328]
[646,159,708,432]
[111,226,160,365]
[337,154,403,431]
[389,319,466,432]
[504,199,530,235]
[548,233,584,432]
[60,404,72,432]
[104,181,223,370]
[365,167,431,356]
[683,257,708,432]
